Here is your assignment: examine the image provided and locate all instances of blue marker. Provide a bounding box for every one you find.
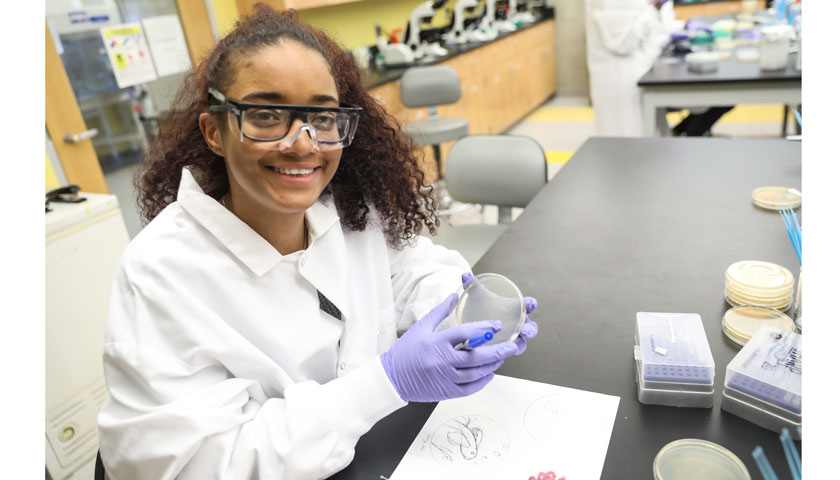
[455,331,495,350]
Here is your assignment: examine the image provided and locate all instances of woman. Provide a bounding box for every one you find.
[97,5,538,479]
[585,0,680,136]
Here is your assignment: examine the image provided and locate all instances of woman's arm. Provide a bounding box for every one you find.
[98,265,406,480]
[387,235,471,332]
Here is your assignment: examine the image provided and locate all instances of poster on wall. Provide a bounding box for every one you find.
[141,15,191,77]
[99,22,158,88]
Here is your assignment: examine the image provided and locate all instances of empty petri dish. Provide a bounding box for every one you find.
[722,306,795,346]
[449,273,526,346]
[751,186,802,210]
[654,439,750,480]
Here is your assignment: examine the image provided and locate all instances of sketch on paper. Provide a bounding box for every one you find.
[523,395,572,444]
[421,416,510,468]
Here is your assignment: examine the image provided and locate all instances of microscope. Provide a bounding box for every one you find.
[476,0,500,41]
[403,0,449,60]
[509,0,538,25]
[443,0,492,45]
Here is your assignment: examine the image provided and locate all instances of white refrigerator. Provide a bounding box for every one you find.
[45,193,130,479]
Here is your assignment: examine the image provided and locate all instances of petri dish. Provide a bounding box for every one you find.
[654,439,750,480]
[449,273,526,346]
[751,186,802,210]
[722,306,795,346]
[726,261,794,291]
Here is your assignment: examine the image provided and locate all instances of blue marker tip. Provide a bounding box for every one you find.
[455,331,495,350]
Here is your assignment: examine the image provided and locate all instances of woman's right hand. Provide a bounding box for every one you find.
[380,293,519,403]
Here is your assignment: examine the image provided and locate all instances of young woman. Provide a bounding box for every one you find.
[97,5,537,479]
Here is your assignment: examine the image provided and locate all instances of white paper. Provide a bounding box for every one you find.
[100,22,158,89]
[390,375,620,480]
[141,15,192,77]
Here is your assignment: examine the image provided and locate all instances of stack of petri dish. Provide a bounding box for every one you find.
[725,260,794,311]
[722,306,796,346]
[653,439,750,480]
[751,186,802,210]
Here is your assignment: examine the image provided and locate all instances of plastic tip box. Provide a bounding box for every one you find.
[634,312,715,408]
[721,325,801,438]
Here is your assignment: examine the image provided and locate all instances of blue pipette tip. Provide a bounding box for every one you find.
[455,330,495,350]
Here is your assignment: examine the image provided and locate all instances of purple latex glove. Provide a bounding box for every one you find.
[381,293,519,403]
[670,31,691,42]
[461,272,539,356]
[684,20,714,37]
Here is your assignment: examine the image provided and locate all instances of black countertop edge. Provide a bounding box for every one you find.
[362,16,555,89]
[637,74,802,87]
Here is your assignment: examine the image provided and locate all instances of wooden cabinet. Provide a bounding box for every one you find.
[369,20,557,179]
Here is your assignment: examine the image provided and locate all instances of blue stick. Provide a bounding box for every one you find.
[779,428,802,480]
[792,108,802,128]
[752,446,779,480]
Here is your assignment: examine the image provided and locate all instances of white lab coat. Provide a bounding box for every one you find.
[584,0,678,136]
[97,168,469,479]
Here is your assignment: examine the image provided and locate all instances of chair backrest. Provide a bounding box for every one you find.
[400,65,462,108]
[445,135,547,216]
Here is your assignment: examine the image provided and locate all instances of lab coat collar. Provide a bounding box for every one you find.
[176,168,340,277]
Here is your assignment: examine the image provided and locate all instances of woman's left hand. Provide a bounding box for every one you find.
[461,272,538,355]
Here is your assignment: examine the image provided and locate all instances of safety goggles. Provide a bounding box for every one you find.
[208,88,362,152]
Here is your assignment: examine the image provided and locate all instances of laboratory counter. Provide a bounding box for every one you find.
[331,137,801,479]
[362,15,555,89]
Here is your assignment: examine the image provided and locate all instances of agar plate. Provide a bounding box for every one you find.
[653,439,750,480]
[723,306,795,345]
[751,186,802,210]
[726,261,794,291]
[449,273,526,346]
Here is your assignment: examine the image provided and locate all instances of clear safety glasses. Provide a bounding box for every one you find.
[208,88,362,152]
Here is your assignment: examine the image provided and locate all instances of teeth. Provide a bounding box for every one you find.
[271,167,314,176]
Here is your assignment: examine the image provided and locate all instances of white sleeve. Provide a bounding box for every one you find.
[97,267,406,480]
[387,235,471,332]
[590,1,660,56]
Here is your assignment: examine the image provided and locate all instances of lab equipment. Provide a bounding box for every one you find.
[375,24,414,66]
[445,273,527,346]
[722,306,795,346]
[380,294,518,402]
[686,51,720,73]
[721,326,801,437]
[403,1,449,60]
[752,446,779,480]
[207,88,363,152]
[778,200,802,265]
[46,193,131,480]
[476,0,501,41]
[634,312,715,408]
[454,330,495,350]
[751,185,802,210]
[724,260,795,311]
[443,0,485,45]
[760,24,793,71]
[779,428,802,480]
[653,439,750,480]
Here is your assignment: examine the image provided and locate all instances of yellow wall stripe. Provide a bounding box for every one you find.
[545,151,573,164]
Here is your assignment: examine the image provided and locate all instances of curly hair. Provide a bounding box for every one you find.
[135,4,439,246]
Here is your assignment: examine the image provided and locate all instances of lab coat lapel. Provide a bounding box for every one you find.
[301,202,349,321]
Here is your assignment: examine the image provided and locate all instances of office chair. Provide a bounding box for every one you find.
[400,65,469,211]
[430,135,547,266]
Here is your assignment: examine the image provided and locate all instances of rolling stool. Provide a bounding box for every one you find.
[400,65,469,213]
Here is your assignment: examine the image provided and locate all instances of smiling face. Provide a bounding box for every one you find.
[201,40,342,218]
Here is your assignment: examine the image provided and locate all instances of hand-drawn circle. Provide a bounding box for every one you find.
[524,394,572,444]
[429,415,511,469]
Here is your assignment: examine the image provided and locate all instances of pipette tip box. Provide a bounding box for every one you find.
[721,325,801,437]
[634,312,715,408]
